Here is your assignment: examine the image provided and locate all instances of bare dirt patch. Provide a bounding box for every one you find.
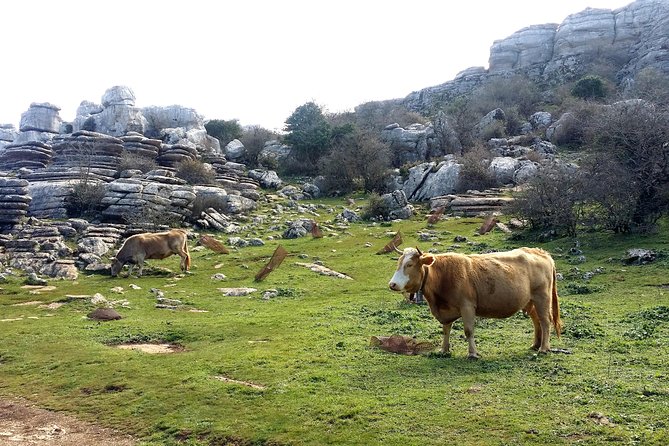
[0,398,136,445]
[114,343,183,354]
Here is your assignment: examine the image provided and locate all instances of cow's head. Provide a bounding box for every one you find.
[110,258,123,277]
[388,247,435,293]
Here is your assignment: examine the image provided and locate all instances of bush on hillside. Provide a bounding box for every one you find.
[65,181,107,219]
[175,159,216,185]
[508,164,583,236]
[571,75,607,101]
[239,126,278,168]
[117,152,157,174]
[319,130,391,194]
[456,145,498,192]
[205,119,243,147]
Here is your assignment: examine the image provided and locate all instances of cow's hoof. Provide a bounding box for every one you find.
[467,354,481,360]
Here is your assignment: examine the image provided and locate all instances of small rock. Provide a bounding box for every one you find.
[24,273,48,286]
[211,273,227,280]
[91,293,109,306]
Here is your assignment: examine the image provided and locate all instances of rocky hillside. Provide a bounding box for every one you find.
[398,0,668,113]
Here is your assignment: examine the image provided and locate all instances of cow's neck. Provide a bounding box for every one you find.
[419,265,428,293]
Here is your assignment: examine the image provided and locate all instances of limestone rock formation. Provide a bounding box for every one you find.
[0,177,31,225]
[403,0,669,114]
[0,124,18,152]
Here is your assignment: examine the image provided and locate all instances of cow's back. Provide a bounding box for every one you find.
[433,248,554,318]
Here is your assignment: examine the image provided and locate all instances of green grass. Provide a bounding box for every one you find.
[1,198,669,445]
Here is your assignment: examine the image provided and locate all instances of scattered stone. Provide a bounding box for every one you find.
[217,287,257,296]
[262,289,279,300]
[24,273,47,286]
[91,293,109,306]
[295,262,353,280]
[624,248,657,265]
[211,273,227,280]
[213,375,266,390]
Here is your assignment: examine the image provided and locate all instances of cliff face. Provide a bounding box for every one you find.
[401,0,669,113]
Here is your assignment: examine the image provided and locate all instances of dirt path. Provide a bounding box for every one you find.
[0,398,136,445]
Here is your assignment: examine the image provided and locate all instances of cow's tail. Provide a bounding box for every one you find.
[183,237,192,271]
[552,266,562,337]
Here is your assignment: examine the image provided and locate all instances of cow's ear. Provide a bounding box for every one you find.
[420,254,435,266]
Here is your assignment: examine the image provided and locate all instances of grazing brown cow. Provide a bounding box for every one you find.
[111,229,191,277]
[388,247,561,359]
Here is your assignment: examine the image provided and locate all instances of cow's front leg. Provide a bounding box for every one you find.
[137,261,144,277]
[461,307,480,359]
[441,322,453,355]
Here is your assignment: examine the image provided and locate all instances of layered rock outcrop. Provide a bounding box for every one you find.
[403,0,669,113]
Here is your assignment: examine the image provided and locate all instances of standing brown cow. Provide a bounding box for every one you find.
[388,247,562,359]
[111,229,191,277]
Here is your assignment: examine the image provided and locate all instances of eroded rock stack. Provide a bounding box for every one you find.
[0,103,63,171]
[48,131,124,182]
[0,140,53,170]
[26,180,79,219]
[157,143,198,168]
[0,124,18,152]
[101,175,196,223]
[5,221,78,279]
[120,132,161,159]
[76,223,124,271]
[0,177,31,225]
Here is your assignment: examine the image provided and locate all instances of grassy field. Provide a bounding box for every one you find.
[1,197,668,445]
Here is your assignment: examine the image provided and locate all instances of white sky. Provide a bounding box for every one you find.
[1,0,633,132]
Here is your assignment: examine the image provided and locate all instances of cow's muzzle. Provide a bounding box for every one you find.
[388,282,401,291]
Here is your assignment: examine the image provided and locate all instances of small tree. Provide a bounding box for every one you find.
[63,142,107,219]
[508,164,583,236]
[240,125,278,168]
[585,100,669,228]
[205,119,243,147]
[319,129,391,194]
[283,102,332,173]
[571,75,607,101]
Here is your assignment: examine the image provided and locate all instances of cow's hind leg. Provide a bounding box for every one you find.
[524,302,542,350]
[461,307,480,359]
[532,298,552,353]
[441,322,453,355]
[179,251,189,272]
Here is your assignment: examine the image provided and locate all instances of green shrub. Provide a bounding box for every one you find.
[205,119,243,147]
[318,129,390,194]
[361,193,390,221]
[571,75,607,101]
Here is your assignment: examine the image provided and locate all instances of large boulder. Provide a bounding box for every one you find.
[258,140,291,168]
[488,157,520,185]
[403,157,462,201]
[19,103,62,133]
[224,139,246,161]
